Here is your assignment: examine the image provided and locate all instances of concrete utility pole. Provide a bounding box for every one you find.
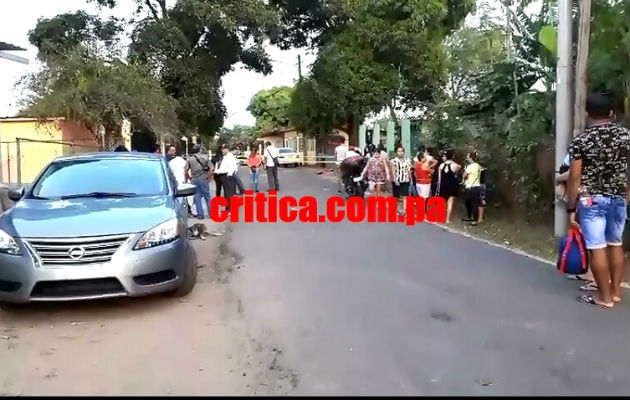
[554,0,574,238]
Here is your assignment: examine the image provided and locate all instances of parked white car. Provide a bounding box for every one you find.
[277,147,303,167]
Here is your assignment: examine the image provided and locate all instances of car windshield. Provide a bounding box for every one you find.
[28,158,167,199]
[279,148,294,154]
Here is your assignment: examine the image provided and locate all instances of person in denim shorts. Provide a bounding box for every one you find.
[567,94,630,308]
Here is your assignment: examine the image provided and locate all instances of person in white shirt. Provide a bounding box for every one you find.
[166,145,194,216]
[214,143,239,212]
[334,139,349,193]
[264,141,280,191]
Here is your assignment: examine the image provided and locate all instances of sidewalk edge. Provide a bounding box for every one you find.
[427,221,630,290]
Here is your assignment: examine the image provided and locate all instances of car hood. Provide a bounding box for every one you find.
[0,196,176,238]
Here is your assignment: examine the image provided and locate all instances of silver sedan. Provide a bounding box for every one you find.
[0,152,198,304]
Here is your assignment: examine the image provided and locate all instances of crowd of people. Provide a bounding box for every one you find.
[165,141,283,219]
[334,140,487,224]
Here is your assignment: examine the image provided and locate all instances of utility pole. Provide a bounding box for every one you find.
[297,54,302,81]
[572,0,592,135]
[554,0,574,238]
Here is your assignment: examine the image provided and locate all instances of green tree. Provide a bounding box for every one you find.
[21,46,177,143]
[91,0,281,137]
[247,86,293,134]
[282,0,475,139]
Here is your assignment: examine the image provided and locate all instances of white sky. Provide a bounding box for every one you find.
[0,0,315,127]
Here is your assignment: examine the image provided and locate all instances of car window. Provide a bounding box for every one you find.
[29,158,167,199]
[279,148,294,154]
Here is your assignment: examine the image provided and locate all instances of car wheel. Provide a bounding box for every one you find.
[170,245,197,297]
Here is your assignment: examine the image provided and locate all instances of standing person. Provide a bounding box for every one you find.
[335,138,349,193]
[166,145,195,217]
[247,148,263,192]
[233,162,245,195]
[391,146,412,215]
[211,146,224,197]
[214,143,239,214]
[184,144,213,220]
[365,145,389,196]
[462,151,483,225]
[566,94,630,308]
[264,141,280,191]
[414,152,433,200]
[437,150,461,224]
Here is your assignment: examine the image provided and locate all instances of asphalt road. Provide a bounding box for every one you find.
[228,166,630,396]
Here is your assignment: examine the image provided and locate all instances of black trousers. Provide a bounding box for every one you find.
[221,175,236,211]
[213,174,223,197]
[267,166,279,191]
[465,186,482,221]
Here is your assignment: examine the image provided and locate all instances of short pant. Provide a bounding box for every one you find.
[393,182,410,198]
[577,195,627,250]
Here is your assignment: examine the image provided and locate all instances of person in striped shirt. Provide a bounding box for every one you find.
[391,145,413,215]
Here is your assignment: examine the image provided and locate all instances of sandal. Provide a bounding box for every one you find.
[580,282,599,292]
[576,294,613,308]
[566,275,590,282]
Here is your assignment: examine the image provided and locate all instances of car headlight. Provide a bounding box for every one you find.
[0,229,21,255]
[134,219,179,250]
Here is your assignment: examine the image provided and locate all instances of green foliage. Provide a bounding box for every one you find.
[538,25,556,56]
[22,49,178,138]
[247,86,293,134]
[217,125,258,149]
[28,11,124,63]
[286,0,475,137]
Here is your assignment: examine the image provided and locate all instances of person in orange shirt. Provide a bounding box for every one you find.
[247,148,264,192]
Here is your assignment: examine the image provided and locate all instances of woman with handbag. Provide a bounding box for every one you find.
[247,148,263,192]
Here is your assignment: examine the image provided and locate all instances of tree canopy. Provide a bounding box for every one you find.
[284,0,475,137]
[247,86,293,134]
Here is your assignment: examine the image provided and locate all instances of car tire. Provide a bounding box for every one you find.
[170,245,197,297]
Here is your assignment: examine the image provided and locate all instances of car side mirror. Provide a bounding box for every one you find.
[175,183,196,198]
[8,187,24,201]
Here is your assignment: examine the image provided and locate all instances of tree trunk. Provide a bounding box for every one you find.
[573,0,592,136]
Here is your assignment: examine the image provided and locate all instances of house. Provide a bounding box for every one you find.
[0,117,101,184]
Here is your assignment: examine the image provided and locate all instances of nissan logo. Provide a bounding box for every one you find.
[68,246,86,260]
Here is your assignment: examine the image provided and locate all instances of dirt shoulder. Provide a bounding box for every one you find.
[0,221,294,396]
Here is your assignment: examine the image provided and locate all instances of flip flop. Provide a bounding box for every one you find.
[566,275,590,282]
[580,282,599,292]
[576,294,613,309]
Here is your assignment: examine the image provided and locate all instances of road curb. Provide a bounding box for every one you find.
[426,221,630,290]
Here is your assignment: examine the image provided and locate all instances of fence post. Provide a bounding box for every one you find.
[386,121,395,154]
[401,119,411,157]
[372,123,380,147]
[358,125,366,150]
[16,138,21,185]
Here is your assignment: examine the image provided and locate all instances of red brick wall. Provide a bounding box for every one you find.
[60,120,100,152]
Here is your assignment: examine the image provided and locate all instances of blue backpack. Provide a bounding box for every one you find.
[557,227,589,275]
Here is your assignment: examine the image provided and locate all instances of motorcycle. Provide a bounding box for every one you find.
[339,155,368,198]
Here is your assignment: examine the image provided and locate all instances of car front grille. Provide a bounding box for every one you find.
[25,234,132,267]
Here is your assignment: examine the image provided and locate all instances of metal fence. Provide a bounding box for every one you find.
[0,137,100,184]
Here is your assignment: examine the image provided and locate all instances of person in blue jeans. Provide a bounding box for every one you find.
[566,94,630,308]
[247,148,263,192]
[185,145,213,220]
